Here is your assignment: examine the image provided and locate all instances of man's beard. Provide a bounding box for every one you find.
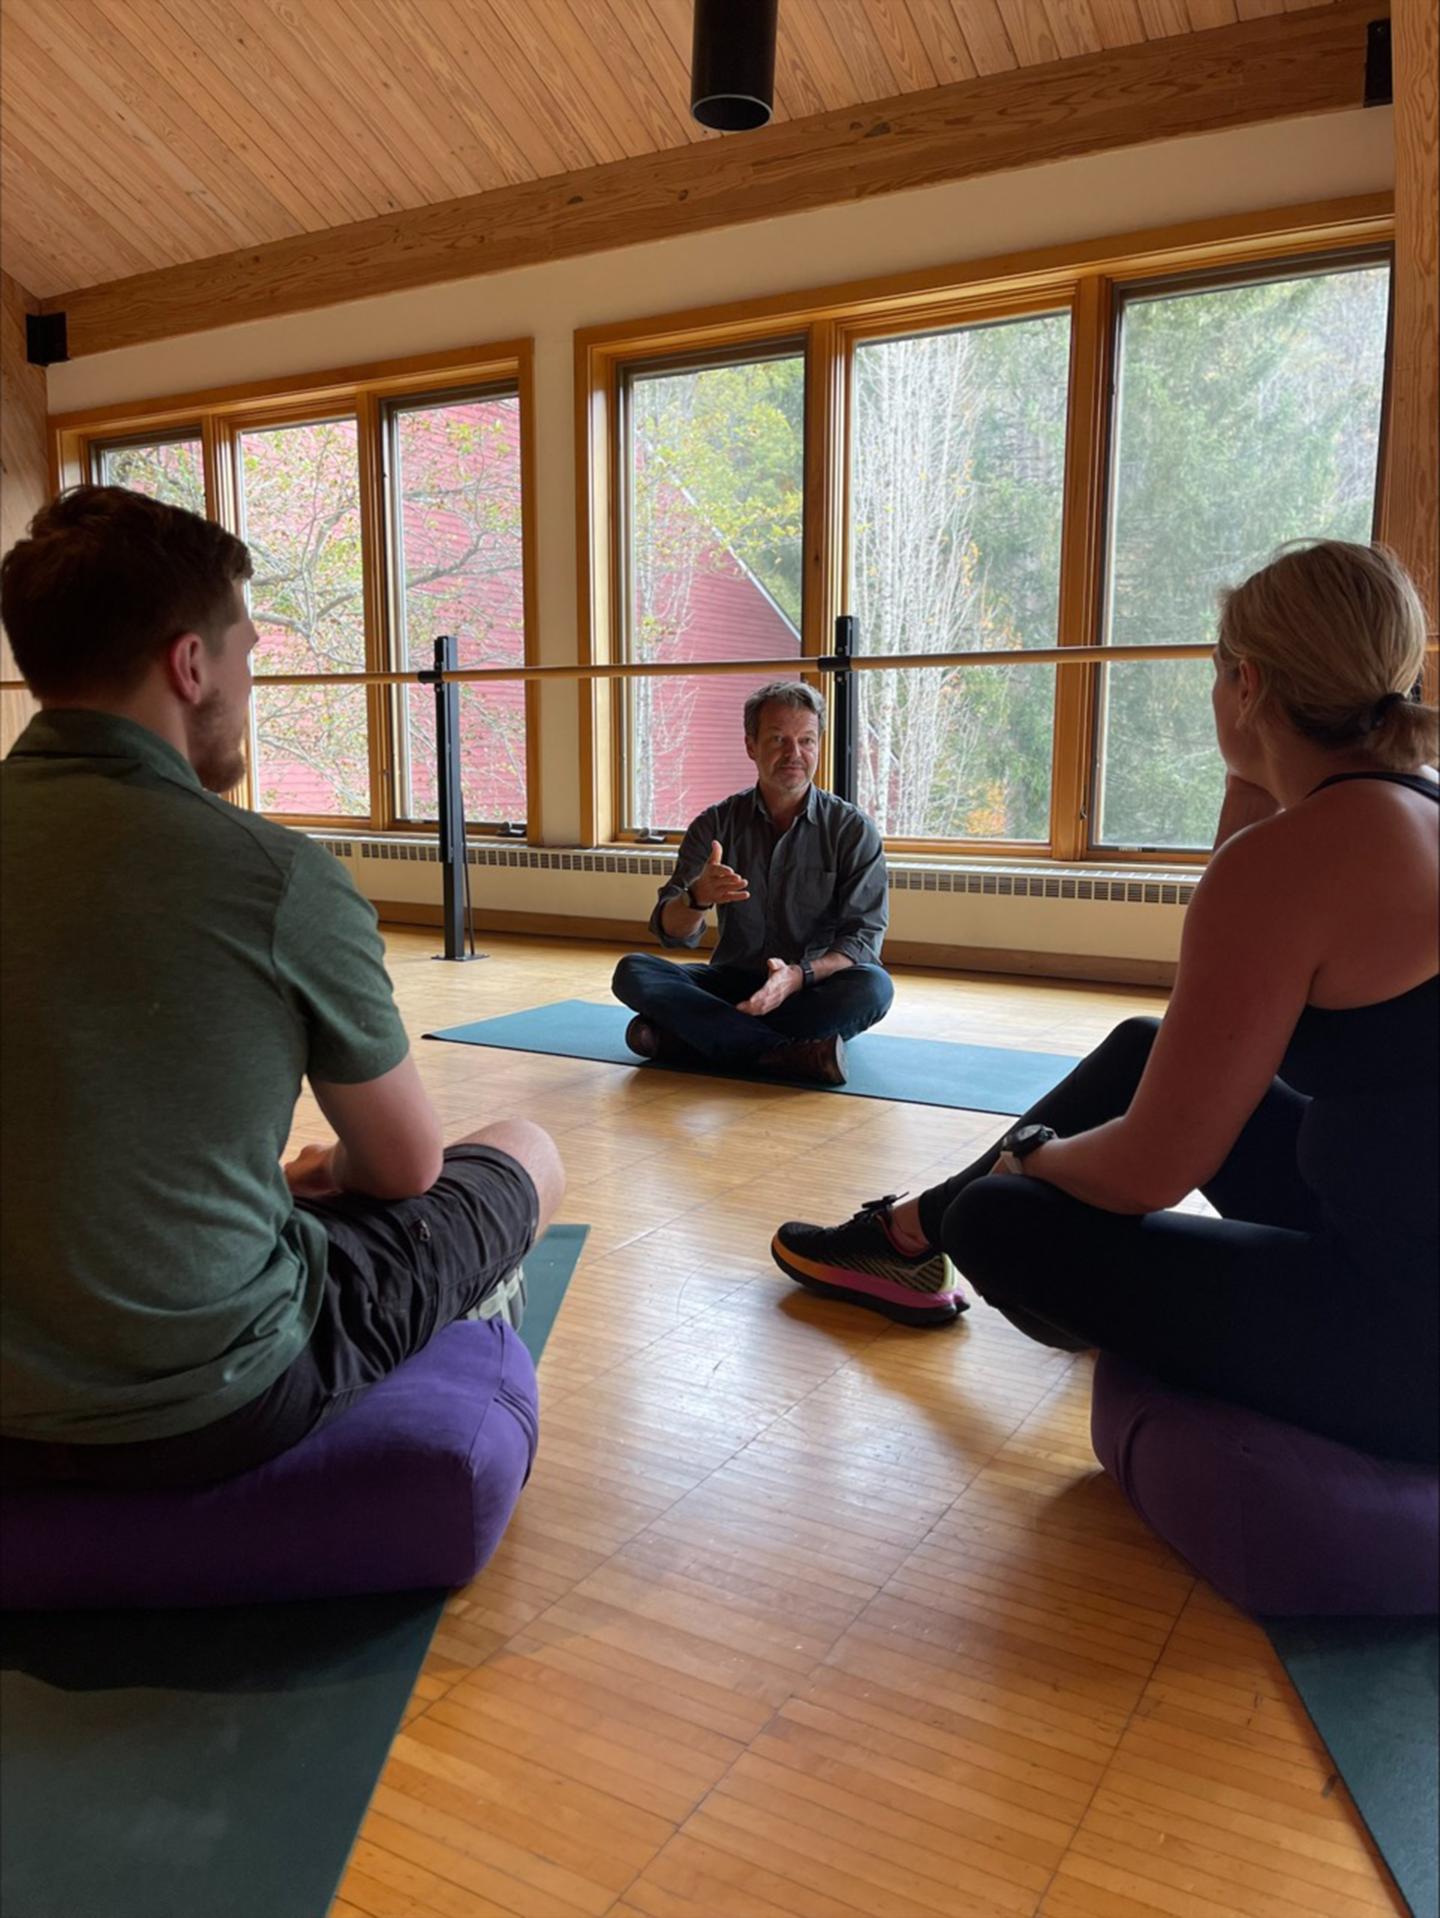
[188,688,247,795]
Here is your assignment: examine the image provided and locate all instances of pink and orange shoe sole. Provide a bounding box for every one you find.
[771,1236,967,1327]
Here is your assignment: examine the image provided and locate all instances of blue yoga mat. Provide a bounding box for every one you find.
[1266,1617,1439,1918]
[428,998,1078,1117]
[0,1225,587,1918]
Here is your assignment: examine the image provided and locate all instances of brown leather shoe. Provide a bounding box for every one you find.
[624,1015,661,1060]
[758,1033,847,1086]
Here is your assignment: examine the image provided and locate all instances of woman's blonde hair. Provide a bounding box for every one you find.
[1216,540,1437,771]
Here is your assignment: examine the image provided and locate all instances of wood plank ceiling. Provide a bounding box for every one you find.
[2,0,1341,302]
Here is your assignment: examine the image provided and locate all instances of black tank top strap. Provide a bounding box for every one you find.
[1307,771,1440,801]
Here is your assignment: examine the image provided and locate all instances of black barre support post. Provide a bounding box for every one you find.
[419,634,482,962]
[828,614,858,805]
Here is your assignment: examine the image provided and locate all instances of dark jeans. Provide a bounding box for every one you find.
[612,952,894,1065]
[0,1145,539,1491]
[919,1016,1438,1465]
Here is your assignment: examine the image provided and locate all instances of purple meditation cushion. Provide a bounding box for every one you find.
[0,1319,538,1611]
[1091,1352,1439,1617]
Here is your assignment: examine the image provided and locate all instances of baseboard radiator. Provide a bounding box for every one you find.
[312,835,1196,911]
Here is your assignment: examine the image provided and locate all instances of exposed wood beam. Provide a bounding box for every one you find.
[1379,0,1439,656]
[44,0,1382,359]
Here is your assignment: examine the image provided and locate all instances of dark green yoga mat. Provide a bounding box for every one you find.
[0,1224,587,1918]
[428,997,1078,1117]
[1266,1616,1439,1918]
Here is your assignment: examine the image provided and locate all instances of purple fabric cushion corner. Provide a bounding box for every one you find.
[0,1319,539,1611]
[1091,1352,1439,1617]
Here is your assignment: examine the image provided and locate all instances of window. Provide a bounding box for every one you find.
[849,313,1070,842]
[64,346,536,834]
[1095,261,1391,850]
[94,433,204,512]
[390,390,527,829]
[582,213,1393,861]
[239,416,370,818]
[621,347,805,834]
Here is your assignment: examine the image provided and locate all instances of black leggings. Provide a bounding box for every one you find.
[918,1018,1438,1465]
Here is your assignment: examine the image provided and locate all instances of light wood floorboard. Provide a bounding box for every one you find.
[321,930,1404,1918]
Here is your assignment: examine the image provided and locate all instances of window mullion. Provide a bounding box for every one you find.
[1050,275,1111,862]
[518,345,543,843]
[200,417,235,530]
[356,389,391,834]
[604,356,627,846]
[200,416,254,811]
[803,318,846,791]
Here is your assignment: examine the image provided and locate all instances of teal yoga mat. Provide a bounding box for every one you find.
[1266,1616,1439,1918]
[0,1224,587,1918]
[516,1221,587,1367]
[428,997,1078,1117]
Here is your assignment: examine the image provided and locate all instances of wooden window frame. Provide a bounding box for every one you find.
[834,287,1078,861]
[612,335,811,842]
[1085,243,1396,861]
[52,341,541,839]
[92,425,209,487]
[380,381,538,838]
[577,194,1394,862]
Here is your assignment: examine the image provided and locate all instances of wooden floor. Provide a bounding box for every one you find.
[306,929,1404,1918]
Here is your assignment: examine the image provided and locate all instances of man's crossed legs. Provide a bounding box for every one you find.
[612,953,893,1085]
[0,1121,564,1492]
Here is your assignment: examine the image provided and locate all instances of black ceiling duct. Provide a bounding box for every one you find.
[691,0,778,132]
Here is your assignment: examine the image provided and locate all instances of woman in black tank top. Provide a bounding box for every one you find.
[773,542,1439,1464]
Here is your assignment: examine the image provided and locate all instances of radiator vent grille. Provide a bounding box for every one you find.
[311,836,1194,907]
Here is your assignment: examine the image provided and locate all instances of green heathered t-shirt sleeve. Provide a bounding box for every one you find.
[272,838,411,1085]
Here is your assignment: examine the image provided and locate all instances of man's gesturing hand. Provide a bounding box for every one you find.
[738,956,801,1017]
[689,840,749,909]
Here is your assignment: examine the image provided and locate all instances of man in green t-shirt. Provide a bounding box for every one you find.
[0,486,563,1490]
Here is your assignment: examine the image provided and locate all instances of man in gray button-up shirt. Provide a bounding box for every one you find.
[612,682,891,1085]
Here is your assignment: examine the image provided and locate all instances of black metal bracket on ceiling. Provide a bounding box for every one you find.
[1363,19,1392,108]
[25,311,68,366]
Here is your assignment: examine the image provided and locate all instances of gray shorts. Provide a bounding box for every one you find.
[0,1145,538,1491]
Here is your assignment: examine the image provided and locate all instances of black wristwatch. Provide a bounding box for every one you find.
[685,885,707,912]
[799,959,816,990]
[997,1122,1056,1164]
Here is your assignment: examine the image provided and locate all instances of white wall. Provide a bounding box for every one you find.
[49,109,1393,971]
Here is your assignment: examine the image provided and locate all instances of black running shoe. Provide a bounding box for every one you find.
[771,1195,966,1327]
